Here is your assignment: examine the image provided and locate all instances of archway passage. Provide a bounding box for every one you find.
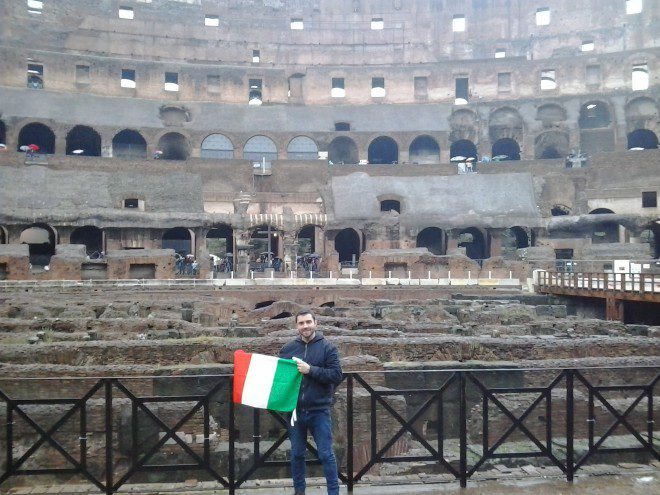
[206,225,234,256]
[201,134,234,159]
[628,129,659,150]
[66,126,102,156]
[244,136,277,162]
[535,131,569,159]
[578,102,611,129]
[70,226,103,256]
[502,227,529,257]
[158,132,190,160]
[328,136,358,164]
[17,123,55,154]
[492,138,521,161]
[409,135,440,164]
[20,224,56,266]
[287,136,318,160]
[589,209,618,244]
[450,139,477,160]
[368,136,398,164]
[249,224,280,264]
[458,227,486,260]
[113,129,147,158]
[162,227,192,256]
[297,225,316,255]
[416,227,444,255]
[335,228,360,263]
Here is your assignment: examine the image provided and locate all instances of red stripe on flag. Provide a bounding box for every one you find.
[233,350,252,404]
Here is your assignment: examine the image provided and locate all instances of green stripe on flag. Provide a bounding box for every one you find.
[267,358,302,412]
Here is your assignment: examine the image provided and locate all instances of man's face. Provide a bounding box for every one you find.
[296,313,317,342]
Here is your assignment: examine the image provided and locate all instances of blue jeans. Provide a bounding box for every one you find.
[288,408,339,495]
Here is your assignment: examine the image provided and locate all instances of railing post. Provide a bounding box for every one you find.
[346,374,354,493]
[459,371,467,488]
[105,379,114,495]
[566,370,574,482]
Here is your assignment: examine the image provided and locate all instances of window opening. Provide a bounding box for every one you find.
[121,69,136,88]
[249,78,262,105]
[380,200,401,213]
[164,72,179,92]
[335,122,350,131]
[204,15,219,26]
[495,49,506,58]
[371,77,385,97]
[452,14,465,32]
[27,0,43,14]
[626,0,643,15]
[536,7,550,25]
[541,69,556,90]
[586,65,601,86]
[118,6,134,19]
[414,76,428,98]
[331,77,345,98]
[124,198,139,208]
[642,191,657,208]
[290,18,303,30]
[632,64,649,91]
[27,63,43,89]
[371,18,384,30]
[581,40,594,52]
[455,77,469,105]
[252,50,260,63]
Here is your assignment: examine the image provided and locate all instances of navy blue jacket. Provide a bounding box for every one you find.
[279,331,343,411]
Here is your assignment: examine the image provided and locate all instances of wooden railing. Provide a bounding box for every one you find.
[536,271,660,295]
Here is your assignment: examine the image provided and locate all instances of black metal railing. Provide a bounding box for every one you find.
[1,367,657,493]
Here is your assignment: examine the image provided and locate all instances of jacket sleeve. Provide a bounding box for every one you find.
[308,344,343,385]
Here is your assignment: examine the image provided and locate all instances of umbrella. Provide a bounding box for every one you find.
[450,155,467,162]
[28,144,39,151]
[465,157,475,162]
[225,252,234,257]
[492,155,508,161]
[20,227,50,244]
[0,144,6,149]
[629,147,644,151]
[260,251,274,256]
[306,253,322,258]
[154,150,163,155]
[72,149,84,154]
[19,145,30,152]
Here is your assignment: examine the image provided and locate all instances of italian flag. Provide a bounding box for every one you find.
[233,350,302,412]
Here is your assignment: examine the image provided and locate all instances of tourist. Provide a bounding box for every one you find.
[279,310,343,495]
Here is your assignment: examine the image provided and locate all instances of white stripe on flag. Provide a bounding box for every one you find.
[241,353,279,409]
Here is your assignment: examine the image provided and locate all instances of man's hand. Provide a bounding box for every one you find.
[292,357,311,375]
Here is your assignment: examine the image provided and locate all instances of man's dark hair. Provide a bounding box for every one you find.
[295,309,316,322]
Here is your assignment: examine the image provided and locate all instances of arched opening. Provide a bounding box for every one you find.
[287,136,318,160]
[551,205,571,216]
[112,129,147,158]
[0,226,7,244]
[162,227,192,257]
[491,138,521,161]
[66,125,102,156]
[589,209,618,244]
[416,227,444,255]
[70,226,103,256]
[244,135,277,162]
[535,131,569,159]
[536,104,567,126]
[20,224,56,266]
[157,132,190,160]
[627,129,659,150]
[408,135,440,164]
[450,139,477,160]
[297,225,317,255]
[328,136,358,165]
[458,227,486,260]
[249,224,280,265]
[0,120,6,146]
[578,102,611,129]
[201,134,234,159]
[271,312,293,320]
[255,300,276,309]
[368,136,398,164]
[502,227,529,257]
[335,228,360,264]
[380,200,400,213]
[17,123,55,154]
[206,224,234,256]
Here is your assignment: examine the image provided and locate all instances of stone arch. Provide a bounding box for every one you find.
[243,135,277,162]
[625,96,658,133]
[112,129,147,158]
[416,227,444,255]
[589,209,618,243]
[409,135,440,164]
[502,226,529,254]
[449,108,478,142]
[287,136,318,160]
[249,224,280,263]
[535,103,567,127]
[458,227,486,260]
[20,223,57,266]
[297,224,318,255]
[157,132,190,160]
[489,107,523,143]
[17,122,55,154]
[66,125,102,156]
[368,136,398,164]
[578,101,612,129]
[491,138,521,161]
[551,204,571,216]
[0,226,7,244]
[162,227,193,256]
[328,136,358,164]
[534,131,570,159]
[450,139,477,160]
[70,226,103,256]
[206,224,234,257]
[201,134,234,159]
[627,129,658,150]
[579,101,615,154]
[334,228,361,263]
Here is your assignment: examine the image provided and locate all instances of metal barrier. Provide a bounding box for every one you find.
[0,367,657,493]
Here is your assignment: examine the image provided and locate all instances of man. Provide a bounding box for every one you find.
[279,310,343,495]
